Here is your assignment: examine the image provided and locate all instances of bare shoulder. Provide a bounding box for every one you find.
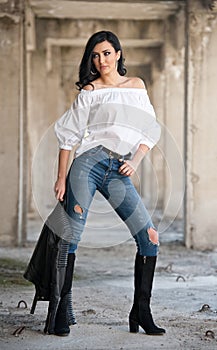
[128,77,146,89]
[82,83,94,91]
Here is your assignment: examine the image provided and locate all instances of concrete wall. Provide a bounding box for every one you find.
[150,10,186,236]
[185,0,217,249]
[0,0,25,246]
[27,42,62,221]
[162,9,185,222]
[1,0,217,250]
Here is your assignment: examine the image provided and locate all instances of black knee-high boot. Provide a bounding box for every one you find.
[129,253,165,335]
[54,253,76,336]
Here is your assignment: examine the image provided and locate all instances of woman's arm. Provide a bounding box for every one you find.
[54,149,71,201]
[119,144,149,177]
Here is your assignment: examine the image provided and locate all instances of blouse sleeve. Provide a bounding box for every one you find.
[140,93,161,149]
[54,92,90,150]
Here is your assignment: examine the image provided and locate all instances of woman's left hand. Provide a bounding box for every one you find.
[118,160,135,176]
[118,144,149,176]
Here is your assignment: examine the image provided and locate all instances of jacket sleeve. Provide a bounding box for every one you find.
[23,223,58,299]
[54,92,91,150]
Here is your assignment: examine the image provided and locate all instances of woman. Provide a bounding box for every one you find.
[53,30,165,336]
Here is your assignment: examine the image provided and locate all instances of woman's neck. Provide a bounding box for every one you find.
[94,76,129,88]
[97,71,126,87]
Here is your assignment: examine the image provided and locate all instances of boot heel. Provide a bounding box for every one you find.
[129,318,139,333]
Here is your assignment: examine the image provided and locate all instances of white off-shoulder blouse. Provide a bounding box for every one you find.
[54,87,161,158]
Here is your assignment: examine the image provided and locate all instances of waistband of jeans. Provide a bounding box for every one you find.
[100,146,132,160]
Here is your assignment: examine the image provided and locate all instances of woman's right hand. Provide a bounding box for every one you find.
[54,178,66,201]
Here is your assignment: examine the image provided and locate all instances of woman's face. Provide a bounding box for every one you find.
[92,40,121,76]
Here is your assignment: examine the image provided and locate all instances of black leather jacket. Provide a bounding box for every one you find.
[24,221,69,332]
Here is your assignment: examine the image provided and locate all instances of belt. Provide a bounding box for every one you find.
[101,146,132,160]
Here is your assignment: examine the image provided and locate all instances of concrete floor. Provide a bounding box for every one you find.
[0,199,217,349]
[0,240,217,349]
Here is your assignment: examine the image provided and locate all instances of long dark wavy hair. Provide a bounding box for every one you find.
[76,31,127,90]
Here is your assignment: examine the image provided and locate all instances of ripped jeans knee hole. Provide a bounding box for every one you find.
[73,204,83,218]
[147,227,159,245]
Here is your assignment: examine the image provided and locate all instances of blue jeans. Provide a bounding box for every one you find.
[66,146,159,256]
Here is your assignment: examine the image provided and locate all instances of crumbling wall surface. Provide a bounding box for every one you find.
[1,0,217,251]
[186,0,217,249]
[0,0,23,245]
[162,8,185,222]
